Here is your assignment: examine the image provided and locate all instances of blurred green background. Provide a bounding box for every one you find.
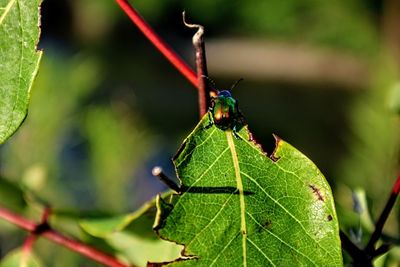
[0,0,399,266]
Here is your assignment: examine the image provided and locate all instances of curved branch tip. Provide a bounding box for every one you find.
[182,11,204,44]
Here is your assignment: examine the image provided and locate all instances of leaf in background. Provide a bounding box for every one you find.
[79,194,182,267]
[154,115,342,266]
[336,67,400,236]
[388,81,400,116]
[1,55,102,209]
[0,176,26,211]
[0,248,43,267]
[0,0,43,144]
[84,105,152,212]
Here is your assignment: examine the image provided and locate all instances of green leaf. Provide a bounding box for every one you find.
[107,231,182,267]
[0,176,26,211]
[0,0,43,144]
[154,115,342,266]
[0,248,43,267]
[352,188,374,232]
[79,195,182,266]
[79,193,169,238]
[388,81,400,115]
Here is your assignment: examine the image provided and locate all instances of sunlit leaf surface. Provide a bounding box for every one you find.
[0,0,42,143]
[79,195,182,267]
[154,115,342,266]
[0,248,43,267]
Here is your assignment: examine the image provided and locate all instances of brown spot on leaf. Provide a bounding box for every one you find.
[248,131,255,142]
[148,263,163,267]
[247,130,268,156]
[257,219,273,233]
[262,219,272,230]
[309,184,324,201]
[269,134,282,162]
[327,215,333,221]
[148,257,196,267]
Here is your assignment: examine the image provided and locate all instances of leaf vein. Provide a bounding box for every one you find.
[174,146,230,207]
[7,0,24,139]
[246,212,318,266]
[247,238,276,266]
[240,171,333,258]
[209,232,239,267]
[227,132,247,267]
[176,127,218,168]
[0,0,16,25]
[186,192,236,248]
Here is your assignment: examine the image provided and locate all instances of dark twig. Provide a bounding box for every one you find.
[0,207,130,267]
[340,230,374,266]
[22,207,51,256]
[115,0,197,88]
[372,243,392,257]
[365,175,400,254]
[152,166,181,193]
[182,11,211,117]
[341,175,400,266]
[339,230,366,262]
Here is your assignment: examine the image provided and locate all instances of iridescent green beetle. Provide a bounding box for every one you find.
[208,79,244,137]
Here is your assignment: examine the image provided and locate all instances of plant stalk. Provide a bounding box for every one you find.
[115,0,197,88]
[0,207,130,267]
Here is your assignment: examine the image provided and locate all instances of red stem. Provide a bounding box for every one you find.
[392,175,400,194]
[115,0,198,88]
[21,207,51,256]
[42,231,129,267]
[0,207,36,231]
[365,174,400,254]
[22,235,37,254]
[0,207,130,267]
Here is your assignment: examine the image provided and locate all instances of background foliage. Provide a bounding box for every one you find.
[0,0,399,266]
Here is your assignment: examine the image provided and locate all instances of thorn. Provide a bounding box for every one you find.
[152,166,181,193]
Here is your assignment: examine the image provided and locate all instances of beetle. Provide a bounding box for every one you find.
[207,79,244,138]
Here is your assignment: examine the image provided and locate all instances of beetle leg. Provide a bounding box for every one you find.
[204,111,214,129]
[232,125,242,140]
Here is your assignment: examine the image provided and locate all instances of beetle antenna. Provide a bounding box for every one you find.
[201,75,217,90]
[229,78,244,91]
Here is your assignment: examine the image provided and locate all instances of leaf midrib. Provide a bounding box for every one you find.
[226,131,247,267]
[0,0,16,25]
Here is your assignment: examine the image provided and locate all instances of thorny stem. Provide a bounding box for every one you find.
[182,11,211,117]
[115,0,197,88]
[0,207,130,267]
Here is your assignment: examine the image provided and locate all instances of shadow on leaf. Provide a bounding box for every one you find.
[180,185,254,195]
